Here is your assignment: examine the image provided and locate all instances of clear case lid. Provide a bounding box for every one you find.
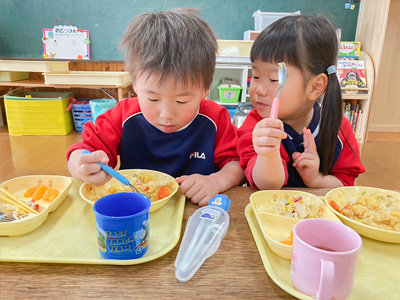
[174,195,230,282]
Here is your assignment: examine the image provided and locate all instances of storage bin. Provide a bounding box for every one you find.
[0,60,69,73]
[0,71,29,82]
[218,85,242,103]
[252,10,301,31]
[89,99,117,123]
[225,106,238,121]
[217,40,253,57]
[218,77,242,103]
[4,92,74,136]
[71,103,92,133]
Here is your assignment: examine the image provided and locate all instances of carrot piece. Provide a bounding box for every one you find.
[32,185,48,201]
[329,200,340,212]
[281,231,294,245]
[157,186,170,200]
[48,188,60,202]
[24,185,39,198]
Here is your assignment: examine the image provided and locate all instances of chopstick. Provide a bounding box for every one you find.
[0,187,38,214]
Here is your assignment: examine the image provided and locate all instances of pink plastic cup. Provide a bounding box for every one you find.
[291,219,362,300]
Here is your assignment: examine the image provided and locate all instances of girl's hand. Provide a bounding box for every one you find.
[253,118,287,157]
[176,174,219,206]
[78,150,112,185]
[292,128,320,185]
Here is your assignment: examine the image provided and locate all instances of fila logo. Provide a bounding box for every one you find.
[190,152,206,159]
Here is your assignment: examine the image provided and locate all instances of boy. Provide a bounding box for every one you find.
[67,8,244,206]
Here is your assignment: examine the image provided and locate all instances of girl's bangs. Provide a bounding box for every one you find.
[250,19,302,69]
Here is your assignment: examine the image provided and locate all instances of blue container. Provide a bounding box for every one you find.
[93,192,151,260]
[89,99,117,123]
[225,106,238,122]
[71,104,92,132]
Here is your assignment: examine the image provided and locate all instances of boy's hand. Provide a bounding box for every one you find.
[176,174,219,206]
[292,128,320,185]
[77,150,112,186]
[253,118,287,157]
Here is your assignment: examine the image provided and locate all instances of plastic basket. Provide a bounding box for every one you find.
[89,99,117,123]
[218,86,242,103]
[225,106,238,121]
[71,104,92,132]
[4,92,74,136]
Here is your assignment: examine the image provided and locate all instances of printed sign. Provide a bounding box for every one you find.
[42,25,90,59]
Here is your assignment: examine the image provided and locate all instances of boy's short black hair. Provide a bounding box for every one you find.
[121,8,217,90]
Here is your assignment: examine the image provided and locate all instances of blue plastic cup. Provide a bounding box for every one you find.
[93,192,151,260]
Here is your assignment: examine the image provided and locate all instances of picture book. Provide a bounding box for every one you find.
[337,59,367,93]
[339,42,361,60]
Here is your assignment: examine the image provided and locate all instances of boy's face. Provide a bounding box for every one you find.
[134,74,208,133]
[250,59,314,123]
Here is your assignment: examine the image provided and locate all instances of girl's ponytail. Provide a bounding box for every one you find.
[318,67,342,174]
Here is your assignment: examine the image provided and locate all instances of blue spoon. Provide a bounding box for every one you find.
[81,149,138,193]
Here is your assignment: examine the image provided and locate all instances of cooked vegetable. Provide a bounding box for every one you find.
[157,186,170,200]
[281,231,294,245]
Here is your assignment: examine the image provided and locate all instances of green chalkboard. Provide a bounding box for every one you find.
[0,0,361,60]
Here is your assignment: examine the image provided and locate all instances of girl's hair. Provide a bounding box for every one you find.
[120,8,217,90]
[251,15,342,175]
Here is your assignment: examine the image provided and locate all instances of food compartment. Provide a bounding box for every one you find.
[250,190,341,259]
[0,175,72,236]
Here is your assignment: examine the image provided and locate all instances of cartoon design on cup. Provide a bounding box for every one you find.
[97,227,107,253]
[93,192,151,260]
[134,219,150,254]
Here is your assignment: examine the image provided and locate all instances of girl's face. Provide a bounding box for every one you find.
[250,59,315,127]
[134,74,208,133]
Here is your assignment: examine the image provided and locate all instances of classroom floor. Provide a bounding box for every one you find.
[0,127,399,191]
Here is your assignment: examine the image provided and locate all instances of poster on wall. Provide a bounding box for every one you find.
[42,20,90,59]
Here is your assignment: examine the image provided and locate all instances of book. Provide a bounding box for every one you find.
[337,59,367,94]
[339,41,361,59]
[343,101,363,136]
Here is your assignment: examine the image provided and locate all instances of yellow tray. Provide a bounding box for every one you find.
[0,60,69,73]
[0,179,185,265]
[44,71,131,87]
[245,204,400,300]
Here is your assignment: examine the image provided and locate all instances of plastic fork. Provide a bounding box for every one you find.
[0,211,15,222]
[270,62,287,119]
[81,149,139,193]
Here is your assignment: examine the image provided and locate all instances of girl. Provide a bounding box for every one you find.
[237,15,365,189]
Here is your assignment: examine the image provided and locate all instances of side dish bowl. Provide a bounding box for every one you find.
[325,186,400,243]
[79,169,179,212]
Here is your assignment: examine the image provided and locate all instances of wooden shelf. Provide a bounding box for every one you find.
[340,51,375,152]
[342,93,369,100]
[0,78,132,101]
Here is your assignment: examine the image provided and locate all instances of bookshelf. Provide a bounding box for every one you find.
[340,51,374,152]
[0,60,132,102]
